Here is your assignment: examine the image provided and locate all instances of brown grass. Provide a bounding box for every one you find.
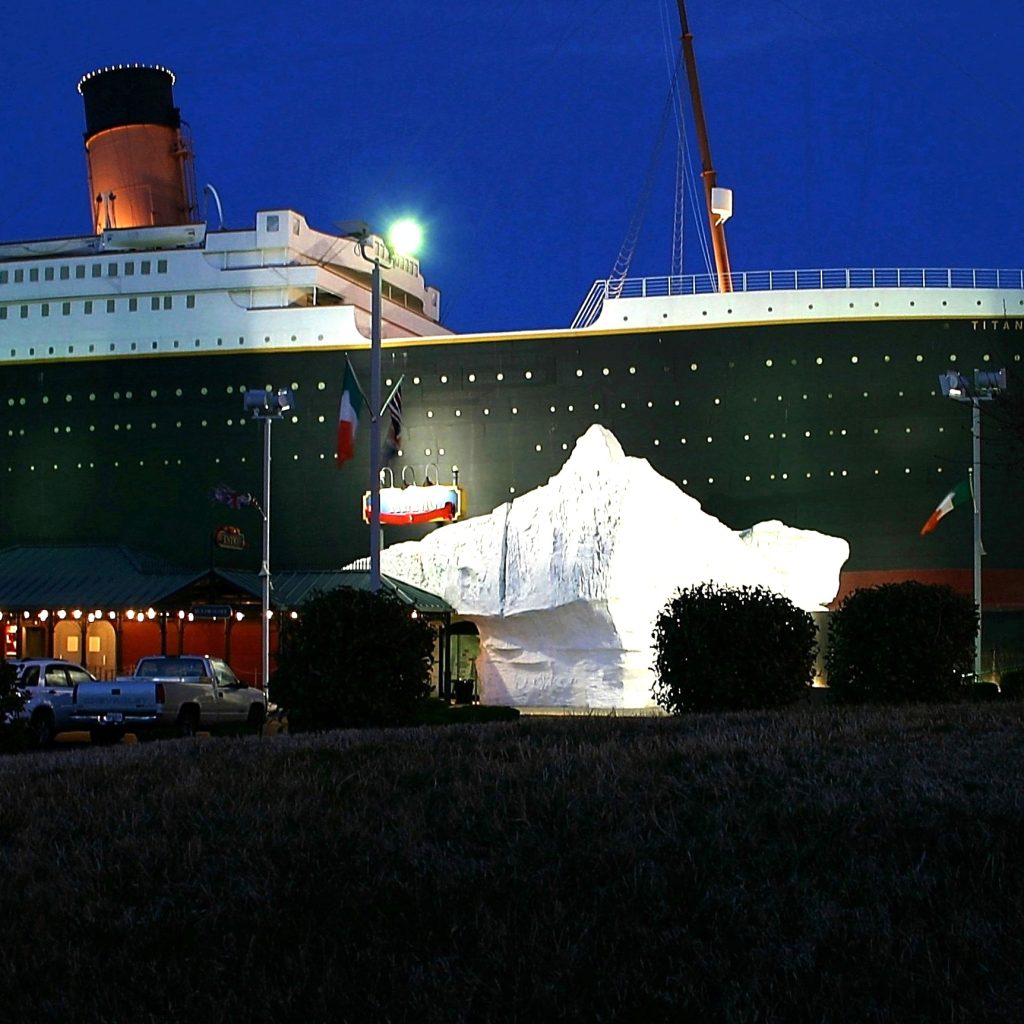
[1,704,1022,1023]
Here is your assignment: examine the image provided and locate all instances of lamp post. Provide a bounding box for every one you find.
[353,219,422,592]
[243,386,295,695]
[938,368,1007,679]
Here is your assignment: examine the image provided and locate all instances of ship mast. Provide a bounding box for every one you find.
[676,0,733,292]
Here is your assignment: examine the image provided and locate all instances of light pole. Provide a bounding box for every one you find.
[939,368,1007,679]
[243,386,295,695]
[353,219,422,592]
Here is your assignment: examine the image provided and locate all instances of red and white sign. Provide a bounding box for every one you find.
[363,485,465,525]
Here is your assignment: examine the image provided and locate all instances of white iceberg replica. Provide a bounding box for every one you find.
[380,425,849,708]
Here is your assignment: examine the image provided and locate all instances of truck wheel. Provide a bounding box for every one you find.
[247,704,266,733]
[176,707,200,738]
[29,710,56,748]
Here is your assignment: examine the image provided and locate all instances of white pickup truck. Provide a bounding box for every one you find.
[70,654,267,740]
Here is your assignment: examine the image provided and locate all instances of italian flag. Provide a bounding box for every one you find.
[920,479,971,536]
[335,362,362,467]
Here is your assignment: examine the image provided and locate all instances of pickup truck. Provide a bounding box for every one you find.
[70,655,267,740]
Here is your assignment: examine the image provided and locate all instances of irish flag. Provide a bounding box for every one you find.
[920,479,971,536]
[335,362,362,467]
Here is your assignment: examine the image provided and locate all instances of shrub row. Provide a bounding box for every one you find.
[653,580,991,714]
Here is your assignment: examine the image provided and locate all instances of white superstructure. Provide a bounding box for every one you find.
[0,209,449,366]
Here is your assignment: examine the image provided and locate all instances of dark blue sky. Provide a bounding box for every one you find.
[3,0,1022,333]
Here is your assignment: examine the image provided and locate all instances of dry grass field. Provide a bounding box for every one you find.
[1,703,1022,1023]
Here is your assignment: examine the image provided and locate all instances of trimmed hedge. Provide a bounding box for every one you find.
[826,581,977,703]
[272,587,435,729]
[652,583,817,713]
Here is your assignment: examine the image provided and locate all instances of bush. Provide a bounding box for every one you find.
[272,587,435,730]
[1000,669,1024,700]
[0,657,28,754]
[826,581,977,704]
[651,583,817,714]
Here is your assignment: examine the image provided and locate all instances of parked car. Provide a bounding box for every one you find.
[70,654,267,740]
[11,659,99,746]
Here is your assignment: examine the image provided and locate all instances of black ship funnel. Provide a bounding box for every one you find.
[78,64,199,232]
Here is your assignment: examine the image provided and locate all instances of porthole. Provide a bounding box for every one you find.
[576,369,583,377]
[496,372,504,381]
[468,374,476,382]
[440,375,448,384]
[603,368,610,376]
[525,371,533,380]
[690,363,698,371]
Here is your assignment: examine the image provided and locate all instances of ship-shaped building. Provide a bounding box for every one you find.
[1,63,1021,682]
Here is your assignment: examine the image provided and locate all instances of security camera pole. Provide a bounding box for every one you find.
[243,386,295,698]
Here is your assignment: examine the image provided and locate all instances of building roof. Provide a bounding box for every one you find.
[0,545,194,608]
[0,546,453,617]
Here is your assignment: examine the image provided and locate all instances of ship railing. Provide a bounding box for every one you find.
[571,267,1024,328]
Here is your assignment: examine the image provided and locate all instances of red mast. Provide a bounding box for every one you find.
[676,0,733,292]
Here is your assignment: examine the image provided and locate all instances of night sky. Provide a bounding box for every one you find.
[3,0,1022,333]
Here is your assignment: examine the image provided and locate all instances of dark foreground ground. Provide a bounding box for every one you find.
[1,703,1022,1023]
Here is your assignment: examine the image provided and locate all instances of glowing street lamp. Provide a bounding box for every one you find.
[352,218,423,591]
[938,368,1007,679]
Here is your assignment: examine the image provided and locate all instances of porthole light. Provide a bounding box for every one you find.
[765,359,773,367]
[603,368,610,376]
[484,408,490,415]
[535,444,542,452]
[567,404,574,412]
[690,363,698,371]
[413,376,421,385]
[851,356,858,364]
[816,357,823,365]
[427,411,433,418]
[713,398,720,405]
[576,369,584,377]
[525,371,533,380]
[455,410,462,417]
[620,402,627,410]
[629,367,636,375]
[468,374,476,382]
[496,372,504,381]
[440,375,448,383]
[915,355,923,363]
[512,407,518,415]
[549,406,556,413]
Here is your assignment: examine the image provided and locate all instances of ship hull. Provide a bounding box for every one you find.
[5,314,1022,605]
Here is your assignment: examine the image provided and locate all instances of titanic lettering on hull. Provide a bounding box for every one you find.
[972,320,1024,331]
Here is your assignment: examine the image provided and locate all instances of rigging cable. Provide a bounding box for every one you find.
[605,70,678,298]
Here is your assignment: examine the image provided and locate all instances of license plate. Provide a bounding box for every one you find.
[101,712,124,724]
